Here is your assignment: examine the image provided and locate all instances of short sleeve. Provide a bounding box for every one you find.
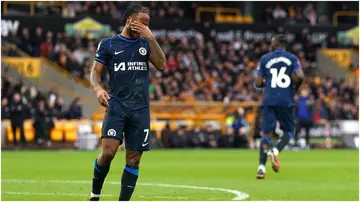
[94,38,111,65]
[292,56,301,71]
[256,59,265,76]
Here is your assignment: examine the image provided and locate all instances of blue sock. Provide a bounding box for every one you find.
[259,136,272,166]
[92,159,110,195]
[119,165,139,201]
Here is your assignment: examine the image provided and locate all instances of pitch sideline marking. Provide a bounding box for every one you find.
[3,192,187,199]
[2,179,250,200]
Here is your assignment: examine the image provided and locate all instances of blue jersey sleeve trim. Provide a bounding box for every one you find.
[293,65,301,70]
[95,58,106,65]
[257,71,264,75]
[117,34,138,43]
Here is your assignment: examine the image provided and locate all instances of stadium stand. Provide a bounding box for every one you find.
[1,1,358,149]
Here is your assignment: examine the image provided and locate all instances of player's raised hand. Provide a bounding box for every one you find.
[130,20,154,39]
[95,88,110,107]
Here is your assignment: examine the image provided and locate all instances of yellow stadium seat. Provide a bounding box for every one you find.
[50,120,64,142]
[24,120,35,142]
[64,121,77,142]
[7,124,18,142]
[150,122,166,131]
[7,119,34,142]
[65,131,77,142]
[93,122,102,138]
[246,112,256,123]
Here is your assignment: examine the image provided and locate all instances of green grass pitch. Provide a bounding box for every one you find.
[1,149,359,201]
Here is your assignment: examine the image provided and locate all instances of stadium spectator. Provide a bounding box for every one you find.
[272,5,287,22]
[217,127,234,148]
[340,102,358,120]
[150,131,164,149]
[204,124,218,148]
[1,69,12,98]
[232,108,249,148]
[10,92,26,147]
[1,97,11,120]
[263,6,274,24]
[295,88,314,147]
[188,125,203,148]
[47,87,59,106]
[33,99,50,147]
[6,43,21,57]
[33,27,44,57]
[161,123,172,148]
[188,125,217,148]
[67,97,83,119]
[20,28,33,55]
[169,126,188,148]
[54,97,65,119]
[303,3,317,25]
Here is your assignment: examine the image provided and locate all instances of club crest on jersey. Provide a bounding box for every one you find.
[107,129,116,136]
[139,47,147,56]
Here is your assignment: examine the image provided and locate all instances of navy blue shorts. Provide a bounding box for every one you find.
[101,104,150,151]
[261,106,295,133]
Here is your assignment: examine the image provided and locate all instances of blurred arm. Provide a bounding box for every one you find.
[148,37,167,71]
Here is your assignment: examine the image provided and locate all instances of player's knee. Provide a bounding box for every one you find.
[100,149,116,164]
[126,151,142,168]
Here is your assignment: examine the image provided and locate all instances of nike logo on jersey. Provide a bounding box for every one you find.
[142,142,149,147]
[115,50,124,55]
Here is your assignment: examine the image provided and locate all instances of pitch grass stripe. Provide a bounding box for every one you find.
[3,192,187,199]
[2,179,250,200]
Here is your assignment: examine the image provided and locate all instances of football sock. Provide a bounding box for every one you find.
[92,159,111,195]
[119,165,139,201]
[259,136,272,166]
[275,132,292,153]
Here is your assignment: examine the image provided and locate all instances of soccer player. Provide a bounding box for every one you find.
[254,34,304,179]
[88,4,166,200]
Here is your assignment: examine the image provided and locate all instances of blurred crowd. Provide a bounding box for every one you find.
[1,68,83,147]
[4,1,357,25]
[153,118,249,149]
[262,3,324,25]
[3,23,359,123]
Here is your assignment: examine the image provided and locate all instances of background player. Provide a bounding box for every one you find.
[88,4,166,201]
[254,34,304,179]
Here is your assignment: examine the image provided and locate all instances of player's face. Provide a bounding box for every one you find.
[126,12,150,39]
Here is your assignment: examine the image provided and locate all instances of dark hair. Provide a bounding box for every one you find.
[121,4,149,24]
[272,34,287,47]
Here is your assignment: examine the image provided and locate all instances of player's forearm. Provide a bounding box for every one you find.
[148,37,167,71]
[293,78,303,93]
[255,76,265,88]
[90,68,103,92]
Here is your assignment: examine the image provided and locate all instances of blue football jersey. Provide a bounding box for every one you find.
[95,35,151,110]
[257,50,301,107]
